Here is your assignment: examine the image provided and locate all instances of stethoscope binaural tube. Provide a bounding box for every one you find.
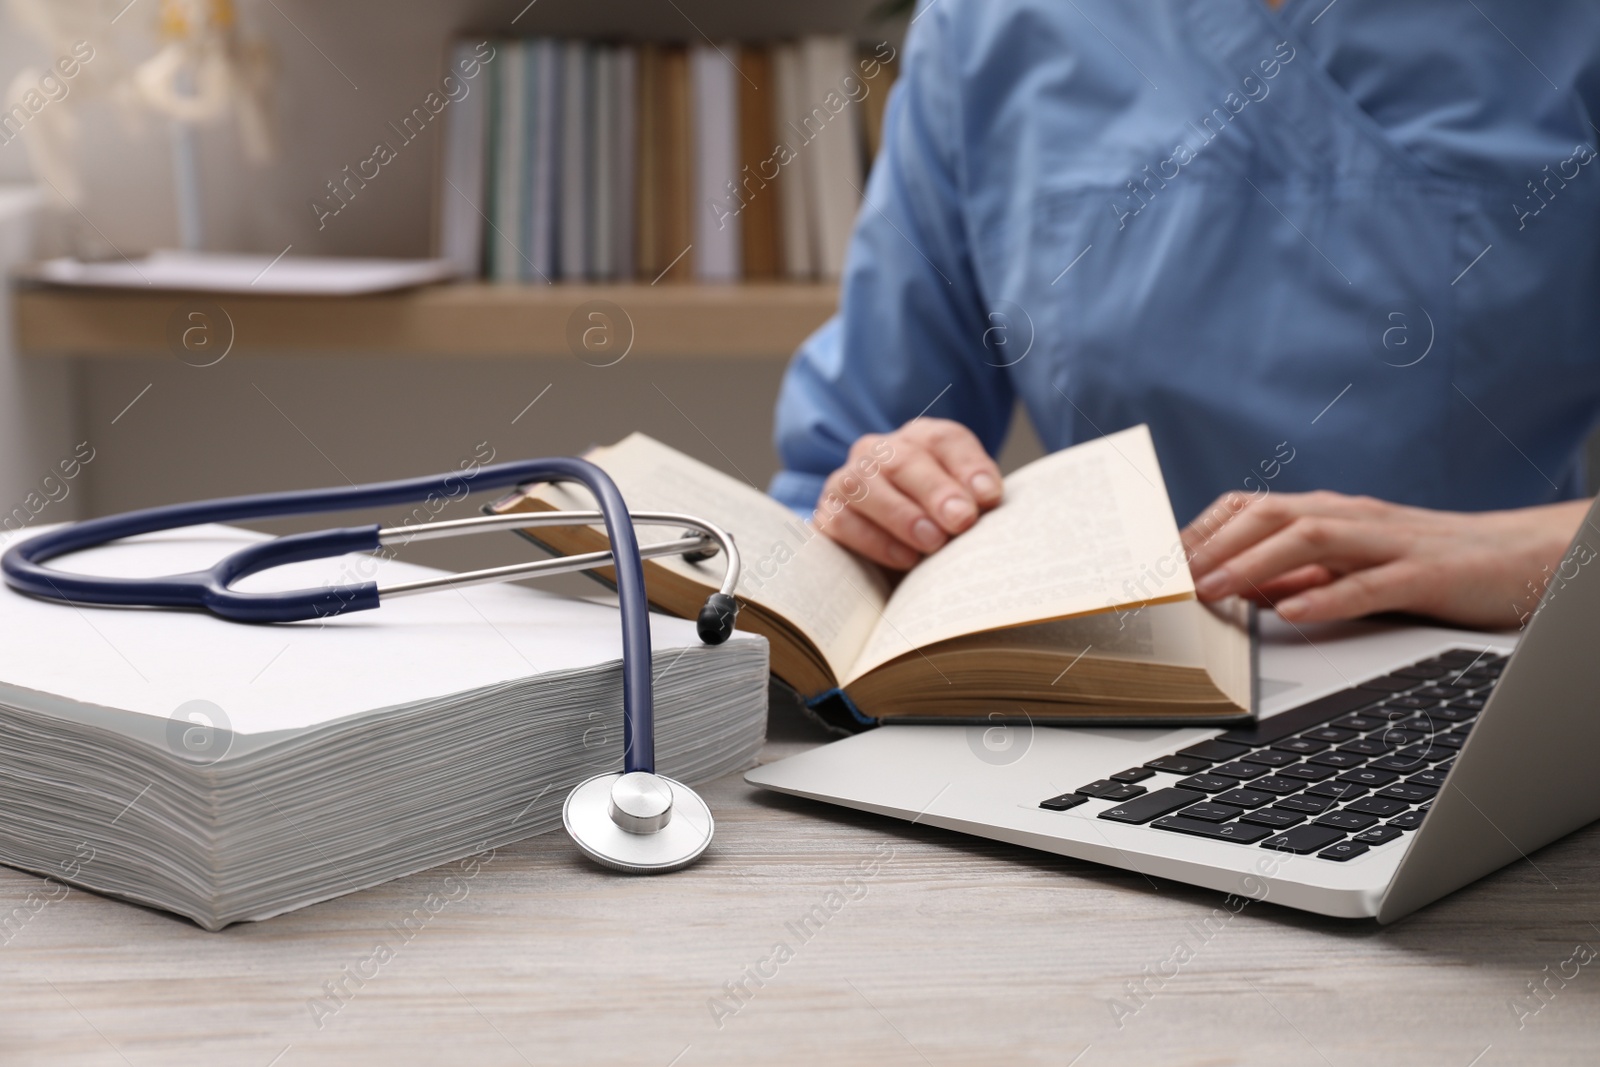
[2,459,743,873]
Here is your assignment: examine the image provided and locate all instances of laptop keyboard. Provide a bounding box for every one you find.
[1038,648,1505,862]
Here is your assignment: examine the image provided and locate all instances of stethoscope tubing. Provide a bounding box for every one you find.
[0,458,663,774]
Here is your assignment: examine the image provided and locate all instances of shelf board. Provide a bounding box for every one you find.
[12,281,838,360]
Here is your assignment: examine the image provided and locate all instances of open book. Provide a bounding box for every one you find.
[491,426,1253,727]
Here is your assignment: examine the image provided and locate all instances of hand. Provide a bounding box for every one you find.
[1182,490,1593,629]
[815,418,1004,569]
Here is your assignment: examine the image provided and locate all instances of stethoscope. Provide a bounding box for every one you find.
[0,457,741,874]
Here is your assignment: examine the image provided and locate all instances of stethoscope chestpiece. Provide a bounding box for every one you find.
[563,771,714,874]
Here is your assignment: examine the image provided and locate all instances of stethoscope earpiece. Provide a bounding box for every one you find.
[697,593,740,644]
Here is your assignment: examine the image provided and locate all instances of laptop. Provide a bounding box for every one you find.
[746,499,1600,921]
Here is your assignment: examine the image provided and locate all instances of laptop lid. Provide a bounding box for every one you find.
[1377,497,1600,922]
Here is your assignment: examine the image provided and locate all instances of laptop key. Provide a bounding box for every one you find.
[1260,826,1346,854]
[1272,737,1329,756]
[1344,797,1408,817]
[1370,728,1427,746]
[1430,734,1466,750]
[1177,740,1251,762]
[1352,825,1404,846]
[1376,783,1436,803]
[1394,664,1450,679]
[1075,780,1148,800]
[1178,802,1245,823]
[1039,793,1089,812]
[1100,788,1208,824]
[1332,713,1389,732]
[1239,749,1298,768]
[1302,727,1357,743]
[1151,816,1275,844]
[1144,755,1212,775]
[1381,696,1437,710]
[1367,755,1430,773]
[1337,739,1389,757]
[1218,688,1382,746]
[1405,770,1449,789]
[1307,751,1367,769]
[1389,810,1427,831]
[1397,744,1454,763]
[1413,685,1468,700]
[1307,781,1367,800]
[1245,776,1306,796]
[1315,810,1380,832]
[1273,794,1336,815]
[1360,676,1416,693]
[1317,841,1370,862]
[1239,807,1306,828]
[1110,767,1157,783]
[1212,788,1274,809]
[1276,763,1336,782]
[1337,768,1399,787]
[1175,774,1235,793]
[1210,762,1270,780]
[1446,697,1487,712]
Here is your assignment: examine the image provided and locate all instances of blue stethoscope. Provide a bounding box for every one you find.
[0,457,741,874]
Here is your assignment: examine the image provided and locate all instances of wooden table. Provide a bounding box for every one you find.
[2,690,1597,1066]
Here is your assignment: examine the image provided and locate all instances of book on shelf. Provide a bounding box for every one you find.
[491,427,1256,733]
[436,35,901,283]
[738,43,783,279]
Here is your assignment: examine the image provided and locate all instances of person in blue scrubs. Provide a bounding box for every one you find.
[771,0,1600,629]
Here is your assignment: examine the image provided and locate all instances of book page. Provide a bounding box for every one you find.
[535,434,890,682]
[845,425,1191,683]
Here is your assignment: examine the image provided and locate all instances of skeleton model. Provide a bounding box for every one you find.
[5,0,274,251]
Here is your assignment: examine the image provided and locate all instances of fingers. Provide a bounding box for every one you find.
[1242,563,1335,605]
[1195,514,1400,601]
[1274,562,1425,622]
[879,445,979,534]
[1187,490,1371,577]
[816,504,920,570]
[814,419,1002,569]
[839,465,952,554]
[904,419,1004,508]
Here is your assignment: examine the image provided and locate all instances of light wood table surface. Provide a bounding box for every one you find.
[2,690,1597,1066]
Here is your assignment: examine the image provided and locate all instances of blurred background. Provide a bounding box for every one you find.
[0,0,1046,581]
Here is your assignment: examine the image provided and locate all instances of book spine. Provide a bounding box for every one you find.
[592,45,617,281]
[772,42,817,280]
[530,39,562,284]
[440,39,492,278]
[489,41,526,283]
[690,44,741,283]
[737,43,781,280]
[559,39,592,280]
[518,39,540,282]
[658,45,694,283]
[800,36,864,282]
[613,46,638,281]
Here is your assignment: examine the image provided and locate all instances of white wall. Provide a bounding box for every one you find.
[0,187,80,535]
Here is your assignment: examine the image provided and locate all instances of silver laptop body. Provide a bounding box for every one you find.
[747,500,1600,921]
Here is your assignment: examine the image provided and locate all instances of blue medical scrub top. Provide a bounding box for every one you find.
[770,0,1600,525]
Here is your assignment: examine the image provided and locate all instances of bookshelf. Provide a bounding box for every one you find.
[13,281,839,360]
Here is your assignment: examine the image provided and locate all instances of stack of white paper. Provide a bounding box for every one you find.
[0,525,768,929]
